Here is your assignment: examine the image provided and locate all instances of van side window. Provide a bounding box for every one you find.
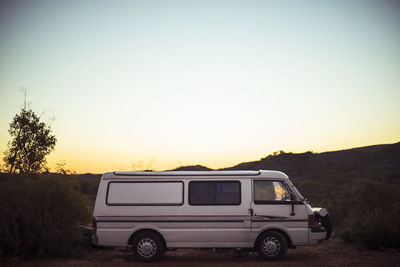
[106,181,183,206]
[254,180,291,204]
[189,181,241,205]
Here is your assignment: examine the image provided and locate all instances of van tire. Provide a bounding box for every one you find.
[131,231,164,261]
[256,231,287,261]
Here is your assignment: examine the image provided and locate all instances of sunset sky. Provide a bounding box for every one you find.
[0,0,399,173]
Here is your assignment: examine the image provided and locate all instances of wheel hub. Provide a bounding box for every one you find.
[262,236,281,256]
[137,238,157,258]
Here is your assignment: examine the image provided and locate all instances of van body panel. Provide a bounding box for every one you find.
[96,216,253,247]
[97,228,133,246]
[250,221,309,245]
[309,230,327,244]
[250,203,310,245]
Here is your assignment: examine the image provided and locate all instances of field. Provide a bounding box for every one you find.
[3,237,400,267]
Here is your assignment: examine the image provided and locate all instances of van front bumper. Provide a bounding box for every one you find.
[309,226,327,244]
[311,225,327,233]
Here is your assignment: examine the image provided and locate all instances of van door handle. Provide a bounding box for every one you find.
[249,208,254,216]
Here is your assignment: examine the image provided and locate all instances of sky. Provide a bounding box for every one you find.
[0,0,399,173]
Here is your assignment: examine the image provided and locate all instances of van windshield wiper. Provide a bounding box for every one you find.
[301,197,309,203]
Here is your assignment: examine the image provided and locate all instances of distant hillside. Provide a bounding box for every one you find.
[171,165,212,171]
[173,142,400,183]
[222,142,400,183]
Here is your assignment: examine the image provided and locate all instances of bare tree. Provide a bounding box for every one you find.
[3,101,56,174]
[56,160,76,175]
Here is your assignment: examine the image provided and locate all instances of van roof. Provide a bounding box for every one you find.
[102,170,289,180]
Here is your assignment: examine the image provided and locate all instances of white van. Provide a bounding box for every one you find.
[92,170,331,261]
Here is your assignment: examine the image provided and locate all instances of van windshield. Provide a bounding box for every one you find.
[288,180,304,200]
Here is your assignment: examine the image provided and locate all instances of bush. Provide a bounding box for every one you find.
[341,206,400,249]
[339,179,400,249]
[0,173,90,257]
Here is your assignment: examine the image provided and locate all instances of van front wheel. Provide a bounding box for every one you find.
[256,231,287,261]
[131,232,164,261]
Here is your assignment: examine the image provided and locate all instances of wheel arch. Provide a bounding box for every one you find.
[254,228,294,249]
[128,228,167,250]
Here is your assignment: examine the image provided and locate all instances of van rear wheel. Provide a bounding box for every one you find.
[131,232,164,261]
[256,231,287,261]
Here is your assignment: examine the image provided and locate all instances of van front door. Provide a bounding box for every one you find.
[250,180,309,245]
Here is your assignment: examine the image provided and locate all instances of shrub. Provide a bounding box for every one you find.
[339,179,400,249]
[341,206,400,249]
[0,173,90,257]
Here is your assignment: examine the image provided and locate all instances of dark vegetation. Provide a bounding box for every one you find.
[0,174,92,257]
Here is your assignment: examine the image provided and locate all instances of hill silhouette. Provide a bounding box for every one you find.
[172,165,212,171]
[172,142,400,184]
[222,142,400,182]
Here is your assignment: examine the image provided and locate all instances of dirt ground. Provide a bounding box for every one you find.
[2,237,400,267]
